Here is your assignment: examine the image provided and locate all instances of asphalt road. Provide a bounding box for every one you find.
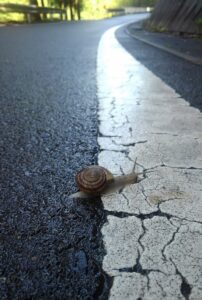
[117,24,202,112]
[2,13,201,299]
[0,14,147,300]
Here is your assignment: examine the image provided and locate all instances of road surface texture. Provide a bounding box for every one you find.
[1,13,202,300]
[97,22,202,299]
[0,14,146,299]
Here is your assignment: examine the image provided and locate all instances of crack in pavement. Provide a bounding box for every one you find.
[145,164,202,171]
[150,132,179,136]
[138,218,146,253]
[161,224,180,262]
[171,258,192,300]
[123,140,148,147]
[111,139,148,147]
[99,149,129,155]
[117,249,167,290]
[105,207,195,299]
[159,220,193,299]
[105,207,202,225]
[121,192,130,206]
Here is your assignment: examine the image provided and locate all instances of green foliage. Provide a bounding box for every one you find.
[81,0,158,19]
[0,0,28,22]
[0,0,158,22]
[0,0,61,23]
[0,0,28,3]
[196,17,202,28]
[118,0,158,6]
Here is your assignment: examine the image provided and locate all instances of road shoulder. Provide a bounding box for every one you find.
[127,20,202,66]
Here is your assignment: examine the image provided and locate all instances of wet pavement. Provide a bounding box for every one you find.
[97,23,202,299]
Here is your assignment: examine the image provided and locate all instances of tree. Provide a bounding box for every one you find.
[41,0,47,20]
[29,0,41,21]
[53,0,83,20]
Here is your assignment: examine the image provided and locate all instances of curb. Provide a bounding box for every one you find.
[126,25,202,67]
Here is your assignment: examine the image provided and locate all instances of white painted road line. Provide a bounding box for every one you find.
[97,25,202,299]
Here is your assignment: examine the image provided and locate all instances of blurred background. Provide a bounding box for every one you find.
[0,0,158,22]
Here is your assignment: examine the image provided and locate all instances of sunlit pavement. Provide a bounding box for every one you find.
[97,25,202,299]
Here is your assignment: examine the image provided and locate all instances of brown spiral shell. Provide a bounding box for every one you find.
[76,166,113,194]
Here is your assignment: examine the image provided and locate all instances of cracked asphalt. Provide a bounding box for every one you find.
[97,24,202,299]
[0,15,146,299]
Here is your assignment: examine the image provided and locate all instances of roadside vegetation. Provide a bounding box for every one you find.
[0,0,27,22]
[196,17,202,28]
[0,0,158,23]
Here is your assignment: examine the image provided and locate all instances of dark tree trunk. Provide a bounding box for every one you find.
[69,0,74,20]
[41,0,47,20]
[29,0,41,22]
[76,2,81,20]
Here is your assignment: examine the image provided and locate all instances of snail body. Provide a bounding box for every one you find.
[74,165,138,197]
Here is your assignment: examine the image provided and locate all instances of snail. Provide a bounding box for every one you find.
[69,165,139,199]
